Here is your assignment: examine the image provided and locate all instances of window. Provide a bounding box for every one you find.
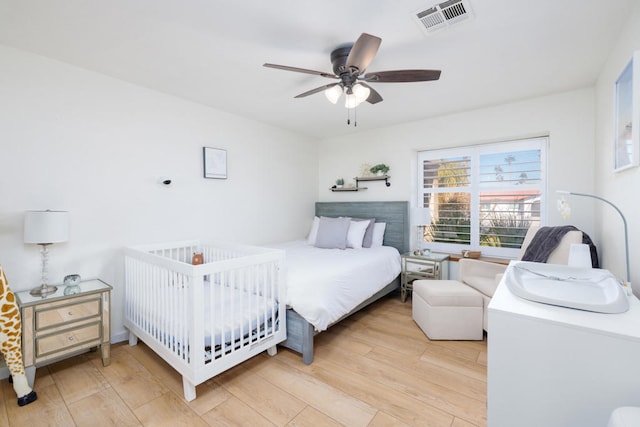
[418,137,547,258]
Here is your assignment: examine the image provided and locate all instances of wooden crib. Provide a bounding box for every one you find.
[124,240,286,401]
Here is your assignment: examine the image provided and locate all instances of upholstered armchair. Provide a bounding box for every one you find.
[458,226,584,331]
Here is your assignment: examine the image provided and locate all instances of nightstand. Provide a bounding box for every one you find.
[401,252,449,302]
[16,279,111,387]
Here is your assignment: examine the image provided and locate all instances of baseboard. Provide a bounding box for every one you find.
[110,329,129,344]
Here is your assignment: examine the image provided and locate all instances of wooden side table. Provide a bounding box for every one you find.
[401,252,450,302]
[16,279,112,387]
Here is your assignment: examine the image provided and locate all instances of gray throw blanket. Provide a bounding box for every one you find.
[521,226,599,268]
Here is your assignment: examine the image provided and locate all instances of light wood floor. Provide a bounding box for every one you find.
[0,294,487,426]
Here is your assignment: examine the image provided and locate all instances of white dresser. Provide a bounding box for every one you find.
[488,268,640,427]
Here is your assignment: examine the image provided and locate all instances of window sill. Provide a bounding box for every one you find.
[446,253,512,265]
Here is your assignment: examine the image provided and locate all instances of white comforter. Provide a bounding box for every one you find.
[273,240,401,331]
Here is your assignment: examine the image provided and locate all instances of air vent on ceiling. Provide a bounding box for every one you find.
[414,0,474,34]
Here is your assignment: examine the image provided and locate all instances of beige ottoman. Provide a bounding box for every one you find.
[412,280,483,340]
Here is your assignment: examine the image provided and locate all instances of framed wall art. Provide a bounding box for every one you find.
[614,51,640,172]
[203,147,227,179]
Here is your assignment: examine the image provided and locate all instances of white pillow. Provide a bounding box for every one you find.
[346,220,369,249]
[307,216,320,245]
[370,222,386,247]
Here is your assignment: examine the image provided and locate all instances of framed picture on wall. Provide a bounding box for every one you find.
[614,51,640,172]
[203,147,227,179]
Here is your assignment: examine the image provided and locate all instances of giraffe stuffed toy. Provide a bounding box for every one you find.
[0,266,37,406]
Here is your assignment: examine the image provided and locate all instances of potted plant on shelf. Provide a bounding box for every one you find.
[335,178,344,188]
[370,163,390,176]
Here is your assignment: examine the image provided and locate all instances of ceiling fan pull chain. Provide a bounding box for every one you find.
[354,105,357,127]
[347,107,351,125]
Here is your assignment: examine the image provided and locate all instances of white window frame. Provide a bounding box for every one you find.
[418,136,548,258]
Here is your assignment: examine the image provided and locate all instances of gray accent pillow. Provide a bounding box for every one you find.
[352,218,376,248]
[315,216,351,249]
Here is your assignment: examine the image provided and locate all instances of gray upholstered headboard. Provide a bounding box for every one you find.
[315,201,409,254]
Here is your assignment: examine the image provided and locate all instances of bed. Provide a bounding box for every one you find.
[279,201,410,364]
[123,242,287,401]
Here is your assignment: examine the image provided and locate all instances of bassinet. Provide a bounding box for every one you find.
[124,240,286,401]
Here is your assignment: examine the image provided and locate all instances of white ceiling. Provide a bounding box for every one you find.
[0,0,636,139]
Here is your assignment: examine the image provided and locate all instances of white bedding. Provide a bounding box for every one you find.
[273,240,401,331]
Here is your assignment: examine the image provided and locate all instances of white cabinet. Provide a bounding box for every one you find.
[488,266,640,427]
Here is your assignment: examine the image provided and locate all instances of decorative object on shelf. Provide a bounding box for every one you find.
[335,178,344,188]
[411,207,431,252]
[614,51,639,172]
[360,163,373,177]
[461,250,481,259]
[369,163,390,176]
[557,190,630,287]
[203,147,227,179]
[23,210,69,297]
[63,274,81,295]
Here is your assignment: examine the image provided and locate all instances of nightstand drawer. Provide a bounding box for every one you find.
[36,322,101,358]
[35,299,100,330]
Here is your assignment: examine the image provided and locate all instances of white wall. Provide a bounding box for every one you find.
[317,88,597,251]
[0,45,318,342]
[594,2,640,292]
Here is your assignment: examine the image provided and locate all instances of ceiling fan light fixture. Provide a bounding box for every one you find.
[324,85,343,104]
[344,92,359,109]
[352,84,370,104]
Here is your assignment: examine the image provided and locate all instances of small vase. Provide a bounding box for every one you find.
[376,170,384,176]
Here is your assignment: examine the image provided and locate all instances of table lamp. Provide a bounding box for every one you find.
[24,210,69,296]
[412,207,432,254]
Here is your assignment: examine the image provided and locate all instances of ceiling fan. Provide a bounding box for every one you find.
[263,33,441,109]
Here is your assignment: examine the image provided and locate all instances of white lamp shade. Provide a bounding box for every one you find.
[352,84,370,104]
[411,207,432,226]
[324,85,343,104]
[24,210,69,244]
[344,93,358,108]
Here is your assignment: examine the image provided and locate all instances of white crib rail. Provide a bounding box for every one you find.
[124,241,286,400]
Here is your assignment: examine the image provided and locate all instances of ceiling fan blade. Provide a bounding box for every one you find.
[294,83,340,98]
[360,83,383,104]
[345,33,382,74]
[364,69,441,83]
[263,63,337,79]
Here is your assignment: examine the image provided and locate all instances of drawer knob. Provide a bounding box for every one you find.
[68,311,73,316]
[68,336,74,341]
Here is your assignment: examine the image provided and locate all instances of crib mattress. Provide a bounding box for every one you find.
[203,282,277,346]
[148,281,277,349]
[273,240,401,331]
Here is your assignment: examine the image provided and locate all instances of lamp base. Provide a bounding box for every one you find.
[30,284,58,297]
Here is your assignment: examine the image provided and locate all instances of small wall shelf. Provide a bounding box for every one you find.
[330,187,366,192]
[356,175,391,187]
[330,175,390,192]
